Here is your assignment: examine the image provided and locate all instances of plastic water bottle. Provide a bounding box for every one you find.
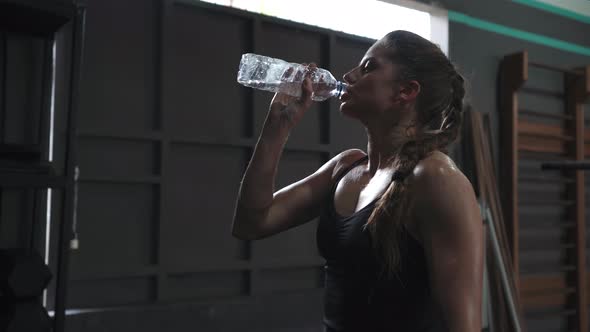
[237,53,347,102]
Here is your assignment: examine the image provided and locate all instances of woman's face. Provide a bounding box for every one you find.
[339,42,402,122]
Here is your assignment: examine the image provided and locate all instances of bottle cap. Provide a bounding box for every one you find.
[337,82,348,98]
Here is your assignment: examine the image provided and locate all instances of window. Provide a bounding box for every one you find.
[198,0,449,54]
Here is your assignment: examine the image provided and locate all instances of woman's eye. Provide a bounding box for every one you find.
[361,61,375,73]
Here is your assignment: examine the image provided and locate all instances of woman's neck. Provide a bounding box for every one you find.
[365,125,411,176]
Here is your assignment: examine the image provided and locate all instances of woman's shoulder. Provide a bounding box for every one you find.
[409,150,471,190]
[414,150,460,176]
[331,149,367,179]
[337,148,367,162]
[406,150,478,226]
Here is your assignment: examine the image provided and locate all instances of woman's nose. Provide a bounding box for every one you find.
[343,69,355,84]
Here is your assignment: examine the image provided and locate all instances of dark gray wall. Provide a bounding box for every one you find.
[63,1,370,331]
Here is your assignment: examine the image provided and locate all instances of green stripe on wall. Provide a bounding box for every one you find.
[512,0,590,24]
[448,11,590,57]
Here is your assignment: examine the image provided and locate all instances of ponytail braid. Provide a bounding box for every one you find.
[364,31,467,279]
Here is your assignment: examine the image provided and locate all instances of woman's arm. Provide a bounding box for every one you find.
[232,76,318,240]
[232,69,367,240]
[410,158,484,332]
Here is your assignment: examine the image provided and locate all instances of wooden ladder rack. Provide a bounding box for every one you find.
[499,51,590,332]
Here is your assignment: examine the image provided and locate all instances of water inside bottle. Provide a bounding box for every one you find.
[241,80,302,97]
[240,80,343,101]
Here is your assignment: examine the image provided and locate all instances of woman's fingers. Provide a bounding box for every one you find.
[271,91,295,106]
[299,76,313,105]
[280,66,294,81]
[297,62,315,104]
[272,61,317,111]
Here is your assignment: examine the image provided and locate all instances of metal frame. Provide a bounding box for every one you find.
[0,1,86,331]
[480,202,522,332]
[53,4,86,332]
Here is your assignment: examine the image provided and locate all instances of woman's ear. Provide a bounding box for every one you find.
[398,80,421,103]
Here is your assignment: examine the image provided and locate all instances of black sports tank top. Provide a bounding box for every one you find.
[316,155,449,332]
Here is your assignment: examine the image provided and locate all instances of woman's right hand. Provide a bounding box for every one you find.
[266,64,315,133]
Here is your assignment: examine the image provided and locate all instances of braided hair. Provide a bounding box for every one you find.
[363,31,466,279]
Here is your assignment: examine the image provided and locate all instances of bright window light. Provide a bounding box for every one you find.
[199,0,432,41]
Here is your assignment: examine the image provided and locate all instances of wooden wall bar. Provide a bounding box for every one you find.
[565,65,590,332]
[499,52,527,282]
[499,51,590,332]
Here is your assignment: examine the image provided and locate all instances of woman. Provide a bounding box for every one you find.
[232,30,483,332]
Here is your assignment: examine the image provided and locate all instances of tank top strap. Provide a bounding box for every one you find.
[335,154,368,183]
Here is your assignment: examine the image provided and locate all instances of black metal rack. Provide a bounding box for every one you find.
[0,1,85,331]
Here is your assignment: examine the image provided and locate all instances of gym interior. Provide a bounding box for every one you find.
[0,0,589,331]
